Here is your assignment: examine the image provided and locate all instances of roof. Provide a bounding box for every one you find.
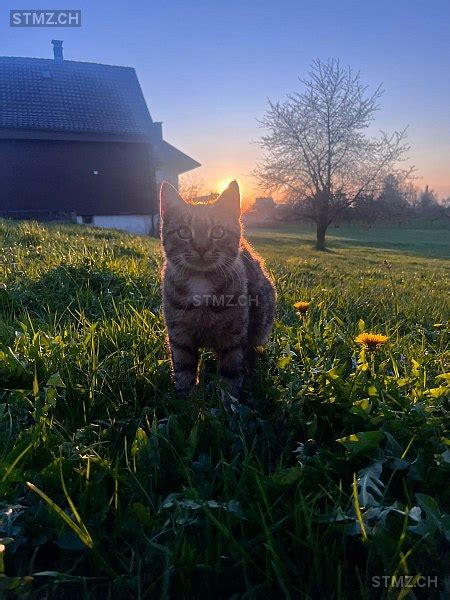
[0,55,200,171]
[0,57,153,138]
[153,138,201,174]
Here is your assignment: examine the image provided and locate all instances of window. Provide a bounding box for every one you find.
[81,215,93,224]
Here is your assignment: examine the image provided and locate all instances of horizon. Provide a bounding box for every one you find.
[2,0,449,200]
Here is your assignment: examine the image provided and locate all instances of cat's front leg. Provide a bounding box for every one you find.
[169,337,199,399]
[218,341,245,401]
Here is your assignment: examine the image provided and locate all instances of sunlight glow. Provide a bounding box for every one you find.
[217,178,233,193]
[216,178,244,201]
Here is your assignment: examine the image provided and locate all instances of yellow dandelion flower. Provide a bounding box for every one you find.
[355,332,388,349]
[294,301,310,314]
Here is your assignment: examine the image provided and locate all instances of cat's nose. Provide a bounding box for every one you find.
[195,246,208,258]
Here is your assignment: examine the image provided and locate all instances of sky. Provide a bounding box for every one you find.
[2,0,450,200]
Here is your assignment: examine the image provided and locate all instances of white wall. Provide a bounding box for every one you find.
[74,167,180,234]
[77,215,153,235]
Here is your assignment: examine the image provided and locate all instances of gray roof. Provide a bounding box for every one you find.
[0,57,154,138]
[0,55,200,171]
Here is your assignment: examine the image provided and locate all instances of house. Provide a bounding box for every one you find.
[0,40,200,234]
[254,197,276,214]
[244,196,276,226]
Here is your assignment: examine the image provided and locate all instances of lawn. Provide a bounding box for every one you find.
[0,219,449,599]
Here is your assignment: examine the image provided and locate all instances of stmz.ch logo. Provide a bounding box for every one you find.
[10,10,81,27]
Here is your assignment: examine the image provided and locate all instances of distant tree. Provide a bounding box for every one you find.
[377,174,411,225]
[402,181,419,212]
[417,185,445,222]
[418,185,437,211]
[351,194,382,227]
[254,59,413,249]
[442,198,450,222]
[178,173,205,202]
[442,197,450,211]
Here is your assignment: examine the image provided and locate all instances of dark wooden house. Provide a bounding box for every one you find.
[0,40,200,234]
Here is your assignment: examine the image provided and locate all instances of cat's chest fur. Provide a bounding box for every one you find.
[186,275,214,305]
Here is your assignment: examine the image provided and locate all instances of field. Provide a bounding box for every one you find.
[0,219,449,599]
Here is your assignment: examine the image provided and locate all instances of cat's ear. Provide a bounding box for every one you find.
[215,181,240,219]
[160,182,188,219]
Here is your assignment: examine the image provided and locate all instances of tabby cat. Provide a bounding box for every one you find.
[160,181,275,401]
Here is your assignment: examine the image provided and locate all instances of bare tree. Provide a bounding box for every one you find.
[254,59,413,249]
[178,173,205,202]
[403,181,419,212]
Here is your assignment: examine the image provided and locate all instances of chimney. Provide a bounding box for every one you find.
[51,40,63,61]
[153,122,163,139]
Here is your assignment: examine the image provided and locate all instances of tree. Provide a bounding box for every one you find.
[351,194,382,227]
[417,185,445,222]
[254,59,413,249]
[403,181,419,212]
[418,185,437,212]
[377,174,411,226]
[178,173,205,202]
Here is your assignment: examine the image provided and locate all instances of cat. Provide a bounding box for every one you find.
[160,181,275,403]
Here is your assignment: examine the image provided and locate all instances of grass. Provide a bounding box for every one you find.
[0,218,449,599]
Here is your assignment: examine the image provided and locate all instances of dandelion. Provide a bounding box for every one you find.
[355,332,388,350]
[294,301,310,314]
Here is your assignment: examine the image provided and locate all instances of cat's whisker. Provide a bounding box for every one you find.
[224,258,244,290]
[218,263,230,288]
[223,260,237,288]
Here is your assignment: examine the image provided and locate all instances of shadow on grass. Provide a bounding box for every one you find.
[249,225,450,260]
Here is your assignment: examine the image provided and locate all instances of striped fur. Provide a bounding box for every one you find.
[160,181,275,400]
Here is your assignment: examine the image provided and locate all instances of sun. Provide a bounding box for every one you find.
[217,178,233,192]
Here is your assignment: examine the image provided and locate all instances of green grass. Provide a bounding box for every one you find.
[0,219,448,599]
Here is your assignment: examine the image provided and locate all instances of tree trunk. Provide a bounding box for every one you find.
[315,191,330,250]
[316,220,328,250]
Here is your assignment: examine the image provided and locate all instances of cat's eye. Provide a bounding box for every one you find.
[177,226,191,240]
[211,225,225,239]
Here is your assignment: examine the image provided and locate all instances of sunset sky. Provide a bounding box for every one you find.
[3,0,450,200]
